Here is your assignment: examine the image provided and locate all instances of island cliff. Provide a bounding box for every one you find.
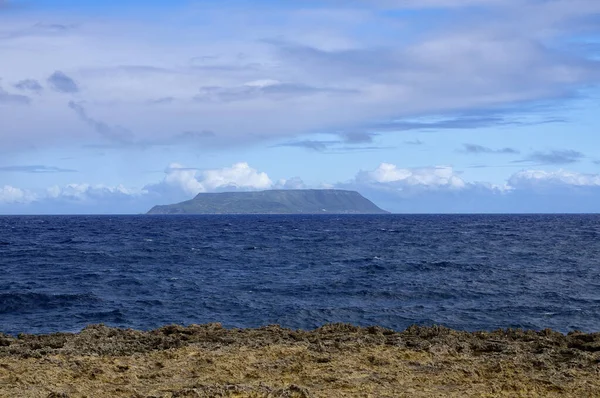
[147,189,388,215]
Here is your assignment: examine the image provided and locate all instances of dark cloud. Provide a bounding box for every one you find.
[275,139,390,152]
[0,22,75,40]
[269,41,401,80]
[188,55,263,72]
[465,163,525,169]
[48,71,79,93]
[275,130,380,153]
[339,131,377,144]
[459,144,520,155]
[171,130,216,141]
[148,97,175,105]
[33,22,75,32]
[0,87,30,104]
[370,116,522,132]
[0,165,76,173]
[326,146,394,153]
[191,63,262,72]
[112,65,173,74]
[277,140,337,152]
[354,108,566,137]
[14,79,43,93]
[195,82,358,102]
[515,150,585,165]
[143,130,217,147]
[68,101,133,143]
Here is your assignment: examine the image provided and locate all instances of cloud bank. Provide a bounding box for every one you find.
[3,161,600,214]
[0,0,599,149]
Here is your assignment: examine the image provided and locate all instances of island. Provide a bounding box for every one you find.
[147,189,389,214]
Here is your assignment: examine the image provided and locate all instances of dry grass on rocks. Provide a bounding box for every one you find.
[1,323,600,397]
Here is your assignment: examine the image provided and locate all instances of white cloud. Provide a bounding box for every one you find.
[274,176,306,190]
[4,164,600,213]
[45,183,144,201]
[2,162,280,212]
[508,169,600,190]
[0,185,33,204]
[201,162,273,191]
[160,164,206,196]
[356,163,467,190]
[146,162,274,200]
[348,163,600,198]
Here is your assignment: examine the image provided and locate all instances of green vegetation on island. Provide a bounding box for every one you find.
[147,189,389,215]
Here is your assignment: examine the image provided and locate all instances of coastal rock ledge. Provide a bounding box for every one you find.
[1,324,600,397]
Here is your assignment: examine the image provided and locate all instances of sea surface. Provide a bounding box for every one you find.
[1,215,600,336]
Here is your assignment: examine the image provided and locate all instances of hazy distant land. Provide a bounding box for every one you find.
[147,189,389,215]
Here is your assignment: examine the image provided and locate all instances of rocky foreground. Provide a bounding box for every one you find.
[1,324,600,397]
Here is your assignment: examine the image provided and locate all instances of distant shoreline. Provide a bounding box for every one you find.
[3,212,600,216]
[2,323,599,339]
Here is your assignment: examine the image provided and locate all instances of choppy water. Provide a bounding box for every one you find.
[1,215,600,335]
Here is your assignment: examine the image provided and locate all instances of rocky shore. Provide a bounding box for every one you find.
[1,323,600,397]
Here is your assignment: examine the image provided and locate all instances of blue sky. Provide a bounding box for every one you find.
[1,0,600,213]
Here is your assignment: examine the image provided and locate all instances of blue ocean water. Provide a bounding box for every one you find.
[1,215,599,336]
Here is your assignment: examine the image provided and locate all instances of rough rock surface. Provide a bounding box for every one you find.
[1,323,600,397]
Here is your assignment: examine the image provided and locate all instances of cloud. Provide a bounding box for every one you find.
[517,150,584,165]
[45,183,143,202]
[1,1,599,151]
[32,23,74,32]
[274,177,306,190]
[1,22,77,40]
[5,161,600,213]
[338,163,600,213]
[0,161,310,213]
[276,131,380,152]
[507,169,600,190]
[349,163,600,196]
[14,79,43,93]
[47,71,79,93]
[339,131,377,144]
[147,130,216,147]
[277,140,339,152]
[0,165,76,173]
[359,163,467,189]
[366,0,508,9]
[275,138,389,152]
[148,97,175,105]
[146,162,273,200]
[194,80,358,102]
[0,87,30,105]
[404,139,424,145]
[0,186,33,204]
[459,144,520,155]
[365,113,560,133]
[68,101,134,143]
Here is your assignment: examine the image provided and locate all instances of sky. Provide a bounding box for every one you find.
[1,0,600,214]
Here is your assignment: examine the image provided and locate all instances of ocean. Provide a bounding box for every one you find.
[1,214,599,336]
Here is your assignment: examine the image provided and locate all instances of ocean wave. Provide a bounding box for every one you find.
[0,292,101,314]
